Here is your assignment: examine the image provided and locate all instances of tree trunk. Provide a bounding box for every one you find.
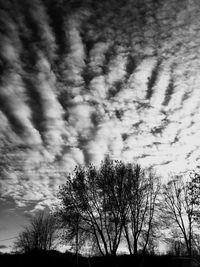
[134,236,138,255]
[124,224,132,254]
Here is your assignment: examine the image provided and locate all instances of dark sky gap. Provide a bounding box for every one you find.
[101,45,116,75]
[146,60,161,100]
[82,67,95,89]
[57,96,70,122]
[162,77,174,106]
[125,54,137,80]
[115,109,124,120]
[122,133,128,141]
[81,36,96,88]
[171,135,179,145]
[181,90,191,104]
[0,97,26,135]
[150,125,165,136]
[22,0,55,62]
[22,77,46,143]
[42,0,66,56]
[107,80,124,99]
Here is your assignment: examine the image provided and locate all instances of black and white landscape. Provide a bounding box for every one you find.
[1,0,200,264]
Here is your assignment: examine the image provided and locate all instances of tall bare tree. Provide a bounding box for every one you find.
[57,158,160,256]
[123,165,160,255]
[57,157,130,256]
[162,175,197,257]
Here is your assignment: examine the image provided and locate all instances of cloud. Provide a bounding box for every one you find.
[1,0,200,210]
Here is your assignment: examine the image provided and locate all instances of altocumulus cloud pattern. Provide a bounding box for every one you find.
[0,0,200,210]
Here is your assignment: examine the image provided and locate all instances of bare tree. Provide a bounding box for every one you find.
[57,158,135,256]
[14,212,57,253]
[162,175,196,257]
[57,158,160,256]
[123,165,160,255]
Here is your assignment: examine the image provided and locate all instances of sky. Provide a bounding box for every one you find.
[1,0,200,252]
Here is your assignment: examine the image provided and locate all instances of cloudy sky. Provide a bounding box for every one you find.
[1,0,200,251]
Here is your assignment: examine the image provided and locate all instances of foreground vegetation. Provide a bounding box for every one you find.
[1,251,200,267]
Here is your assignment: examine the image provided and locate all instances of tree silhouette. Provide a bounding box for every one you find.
[14,212,57,253]
[58,158,126,256]
[57,157,160,256]
[162,175,197,257]
[122,165,160,255]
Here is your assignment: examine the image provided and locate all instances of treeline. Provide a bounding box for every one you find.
[13,157,200,257]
